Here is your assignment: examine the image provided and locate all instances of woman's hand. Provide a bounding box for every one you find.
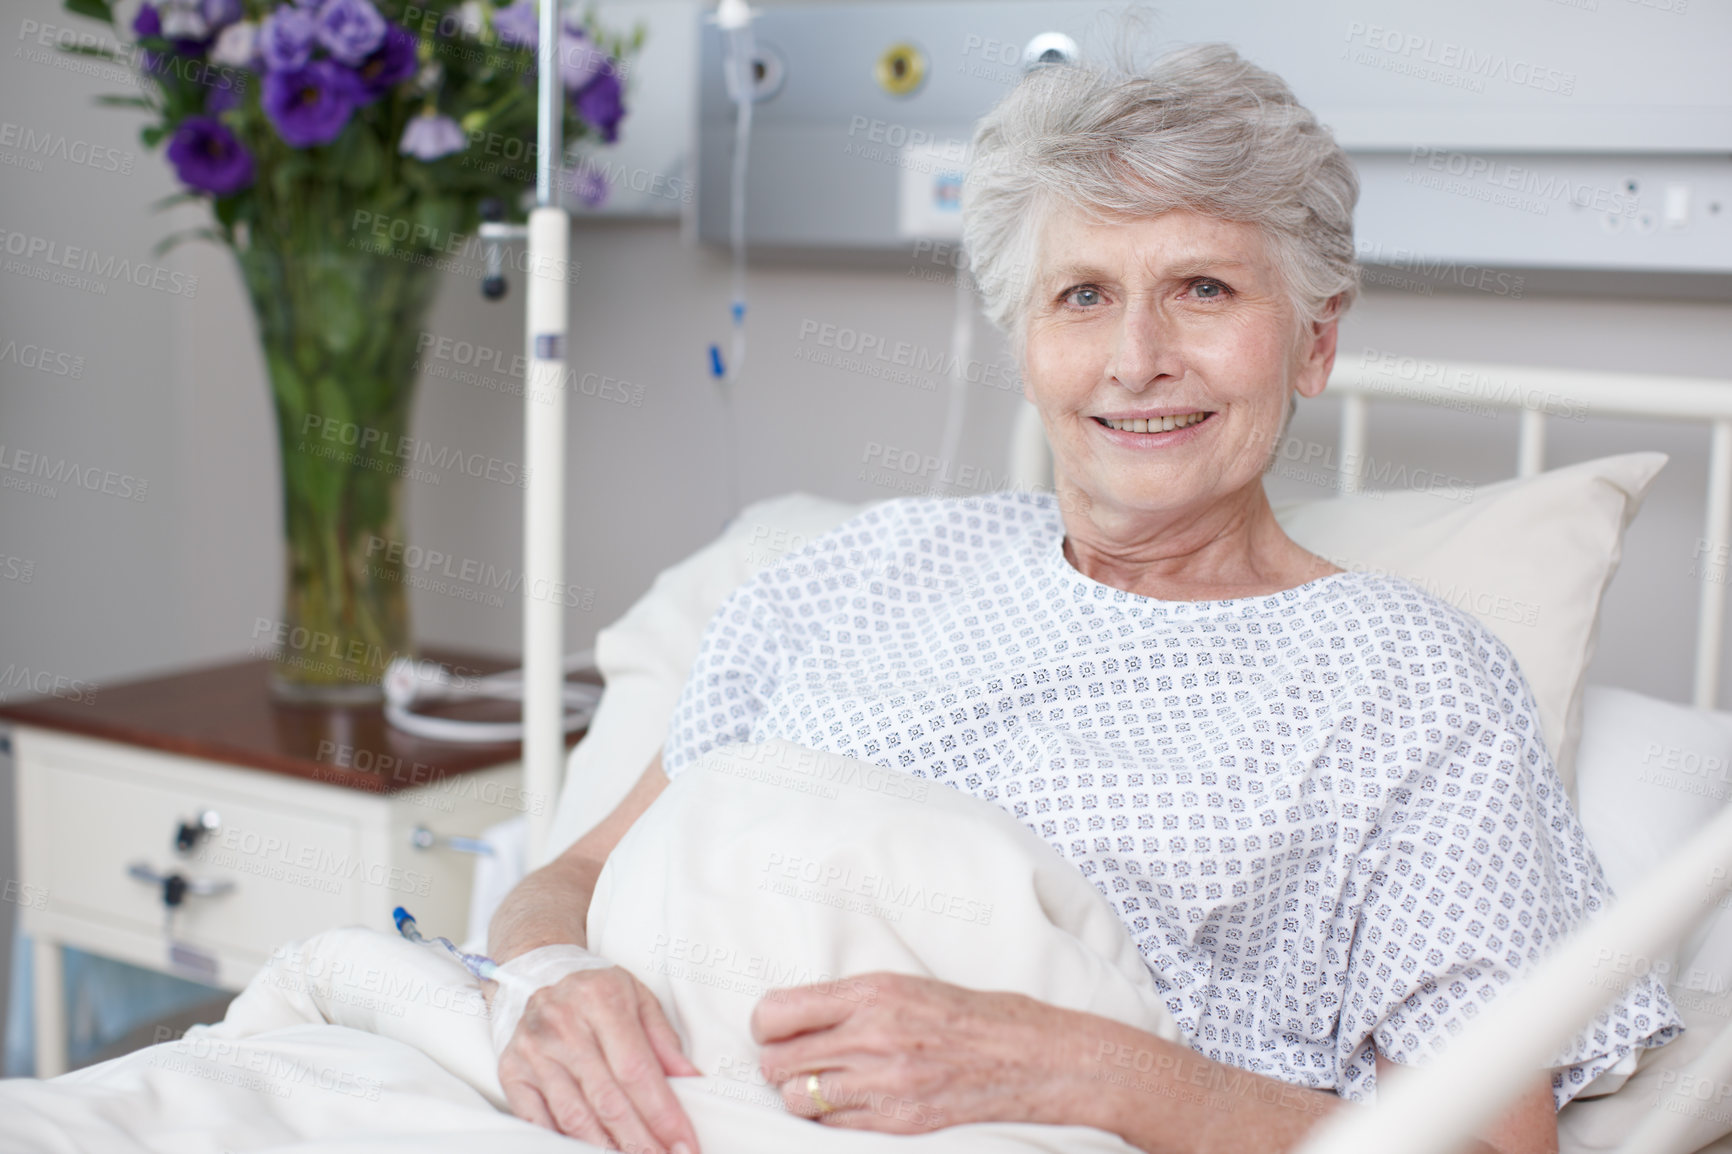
[497,964,701,1154]
[750,972,1079,1133]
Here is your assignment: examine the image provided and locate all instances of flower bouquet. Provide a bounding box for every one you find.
[62,0,641,701]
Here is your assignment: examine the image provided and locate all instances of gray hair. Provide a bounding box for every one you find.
[960,42,1360,356]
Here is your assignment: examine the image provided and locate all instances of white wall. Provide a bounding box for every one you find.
[2,0,1730,711]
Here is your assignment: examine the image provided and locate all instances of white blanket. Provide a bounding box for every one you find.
[0,740,1178,1153]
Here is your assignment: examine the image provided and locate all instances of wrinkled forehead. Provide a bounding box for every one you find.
[1030,199,1275,287]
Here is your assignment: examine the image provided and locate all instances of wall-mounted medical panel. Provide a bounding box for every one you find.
[693,0,1732,276]
[1352,151,1731,275]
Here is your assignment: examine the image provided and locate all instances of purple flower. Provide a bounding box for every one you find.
[259,4,316,70]
[209,20,257,68]
[356,23,417,101]
[166,115,254,195]
[492,0,537,48]
[132,5,186,74]
[398,112,466,160]
[263,59,361,147]
[575,63,624,143]
[134,3,211,66]
[201,0,242,31]
[206,82,242,113]
[556,26,606,92]
[133,3,162,38]
[315,0,386,65]
[132,6,174,77]
[565,163,608,208]
[157,0,208,39]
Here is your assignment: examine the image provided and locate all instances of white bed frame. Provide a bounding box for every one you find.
[1334,361,1732,713]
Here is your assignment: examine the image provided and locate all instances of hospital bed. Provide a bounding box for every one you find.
[7,356,1732,1154]
[463,355,1732,1154]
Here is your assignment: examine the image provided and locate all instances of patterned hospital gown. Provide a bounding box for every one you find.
[661,490,1681,1106]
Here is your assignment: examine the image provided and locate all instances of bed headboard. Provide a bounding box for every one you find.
[1007,360,1732,709]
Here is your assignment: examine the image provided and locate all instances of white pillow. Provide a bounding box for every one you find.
[1273,452,1667,792]
[544,493,873,862]
[551,452,1665,856]
[1558,684,1732,1150]
[1575,685,1732,903]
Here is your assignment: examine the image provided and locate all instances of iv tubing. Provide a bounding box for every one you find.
[713,0,755,517]
[725,20,753,389]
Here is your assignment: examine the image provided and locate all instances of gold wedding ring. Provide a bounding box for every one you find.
[806,1071,836,1115]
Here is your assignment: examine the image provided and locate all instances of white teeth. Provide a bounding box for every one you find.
[1102,412,1207,432]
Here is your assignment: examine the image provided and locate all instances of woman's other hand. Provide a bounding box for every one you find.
[750,972,1075,1132]
[498,964,702,1154]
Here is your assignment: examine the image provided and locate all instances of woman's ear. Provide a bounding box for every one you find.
[1293,295,1344,400]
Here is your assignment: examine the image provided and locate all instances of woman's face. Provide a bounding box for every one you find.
[1022,206,1338,530]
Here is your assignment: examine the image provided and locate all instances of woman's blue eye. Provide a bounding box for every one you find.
[1192,280,1227,299]
[1067,286,1101,306]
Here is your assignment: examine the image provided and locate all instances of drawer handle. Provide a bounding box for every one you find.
[409,826,496,856]
[127,862,236,903]
[174,810,221,854]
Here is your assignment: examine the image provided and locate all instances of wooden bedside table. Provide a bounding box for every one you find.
[0,648,588,1077]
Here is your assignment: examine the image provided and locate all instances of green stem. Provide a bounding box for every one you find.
[243,242,438,701]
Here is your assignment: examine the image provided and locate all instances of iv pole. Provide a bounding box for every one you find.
[478,0,569,868]
[469,2,750,864]
[520,0,567,869]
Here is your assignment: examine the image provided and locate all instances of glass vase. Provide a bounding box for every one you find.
[237,244,442,703]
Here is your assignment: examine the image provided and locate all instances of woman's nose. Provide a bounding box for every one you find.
[1106,303,1183,391]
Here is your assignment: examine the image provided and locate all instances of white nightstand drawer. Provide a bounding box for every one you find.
[40,763,365,957]
[6,668,531,1078]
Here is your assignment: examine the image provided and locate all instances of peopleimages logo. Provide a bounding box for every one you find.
[1405,147,1638,218]
[361,534,596,612]
[1341,22,1577,95]
[1356,347,1588,419]
[0,443,148,500]
[413,332,644,406]
[0,121,135,175]
[1354,241,1525,299]
[860,441,1012,495]
[0,663,98,704]
[15,18,247,96]
[795,318,1019,392]
[0,339,84,377]
[297,415,529,489]
[0,227,198,297]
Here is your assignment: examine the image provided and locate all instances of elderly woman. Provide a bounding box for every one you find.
[486,43,1679,1154]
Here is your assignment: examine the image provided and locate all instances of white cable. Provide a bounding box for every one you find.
[382,694,597,744]
[381,651,602,744]
[929,249,975,498]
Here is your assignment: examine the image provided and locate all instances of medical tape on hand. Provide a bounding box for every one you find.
[488,944,617,1056]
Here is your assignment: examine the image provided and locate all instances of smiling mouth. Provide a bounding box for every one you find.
[1092,412,1212,433]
